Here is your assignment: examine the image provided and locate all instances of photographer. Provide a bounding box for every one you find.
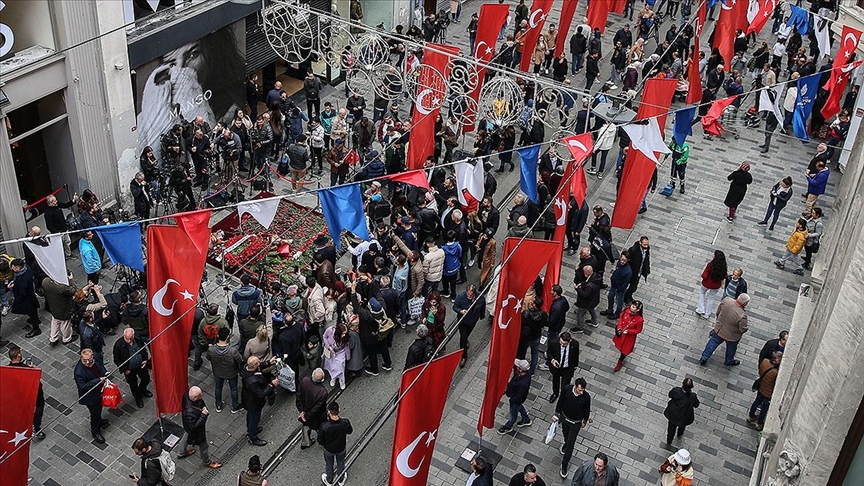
[216,128,243,179]
[169,161,197,212]
[160,124,185,166]
[130,172,153,220]
[249,115,274,172]
[189,129,213,188]
[139,147,161,202]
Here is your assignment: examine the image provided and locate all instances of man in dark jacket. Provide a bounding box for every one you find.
[42,273,78,345]
[566,198,589,255]
[208,327,244,412]
[570,27,587,74]
[571,452,620,485]
[74,348,108,443]
[625,237,651,303]
[602,253,633,319]
[242,356,279,446]
[573,266,602,333]
[113,328,151,408]
[588,206,611,241]
[454,285,484,367]
[548,285,570,339]
[123,290,149,340]
[287,135,311,191]
[498,359,532,434]
[319,401,353,486]
[546,331,579,403]
[758,331,788,364]
[131,437,167,485]
[480,197,500,237]
[405,324,435,369]
[613,24,633,50]
[663,378,700,445]
[9,259,42,337]
[585,51,601,90]
[195,304,229,370]
[518,298,548,374]
[44,194,77,258]
[175,386,222,468]
[554,377,592,478]
[8,346,46,438]
[232,274,263,323]
[573,248,599,285]
[277,312,305,385]
[297,368,329,449]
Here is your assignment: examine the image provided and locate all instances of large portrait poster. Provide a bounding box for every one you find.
[134,21,246,162]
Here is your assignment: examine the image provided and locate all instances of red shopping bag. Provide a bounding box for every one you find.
[102,380,124,409]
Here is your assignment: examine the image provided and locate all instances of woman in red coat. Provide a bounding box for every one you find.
[422,291,447,346]
[613,300,644,372]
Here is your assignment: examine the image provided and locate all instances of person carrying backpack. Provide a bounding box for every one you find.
[131,437,174,485]
[404,324,435,369]
[195,304,228,371]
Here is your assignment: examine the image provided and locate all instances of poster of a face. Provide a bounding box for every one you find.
[134,22,246,162]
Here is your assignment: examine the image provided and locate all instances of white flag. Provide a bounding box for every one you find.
[759,85,785,124]
[814,16,831,60]
[622,119,671,164]
[747,0,761,24]
[454,159,485,207]
[24,236,68,285]
[237,198,281,230]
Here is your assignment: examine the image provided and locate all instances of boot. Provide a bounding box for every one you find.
[669,179,675,188]
[679,180,685,194]
[614,359,623,372]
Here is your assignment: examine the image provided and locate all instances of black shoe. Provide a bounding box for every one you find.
[699,359,707,366]
[599,310,612,316]
[455,279,467,284]
[24,329,42,339]
[92,433,106,444]
[49,340,60,347]
[638,207,647,214]
[508,164,515,172]
[760,147,769,154]
[757,221,768,226]
[193,363,202,371]
[547,394,558,403]
[250,438,267,446]
[495,167,505,173]
[35,430,45,439]
[142,390,153,398]
[726,360,741,366]
[136,398,144,409]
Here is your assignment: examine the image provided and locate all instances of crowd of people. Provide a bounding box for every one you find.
[0,0,858,485]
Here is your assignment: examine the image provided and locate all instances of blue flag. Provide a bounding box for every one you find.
[319,184,370,251]
[707,0,721,8]
[517,145,540,203]
[94,222,144,271]
[786,5,810,35]
[793,74,822,142]
[673,107,696,147]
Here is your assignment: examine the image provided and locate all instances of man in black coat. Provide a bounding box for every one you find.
[553,377,592,477]
[44,194,77,258]
[318,401,353,485]
[297,368,329,449]
[242,356,279,446]
[517,298,547,375]
[625,236,651,303]
[573,248,598,285]
[566,198,589,255]
[130,172,153,219]
[8,346,46,438]
[547,285,570,339]
[758,331,788,365]
[9,259,42,337]
[73,348,108,443]
[175,386,222,468]
[546,331,579,403]
[454,285,485,367]
[588,206,611,241]
[499,359,532,434]
[573,266,602,333]
[405,324,435,369]
[313,235,337,269]
[112,328,151,408]
[480,197,500,237]
[131,438,166,486]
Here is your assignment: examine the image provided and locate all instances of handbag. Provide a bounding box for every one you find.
[752,365,776,392]
[375,317,396,341]
[101,380,124,409]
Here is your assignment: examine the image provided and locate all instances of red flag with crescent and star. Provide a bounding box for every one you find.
[407,43,460,169]
[832,26,862,73]
[560,133,593,208]
[713,0,741,72]
[555,0,580,58]
[478,238,561,434]
[0,366,41,486]
[822,60,863,120]
[389,350,462,486]
[518,0,554,72]
[464,2,510,132]
[147,209,212,414]
[612,78,678,229]
[747,0,776,35]
[687,0,707,104]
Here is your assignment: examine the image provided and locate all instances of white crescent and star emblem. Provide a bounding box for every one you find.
[497,294,523,329]
[843,32,859,61]
[415,88,437,115]
[721,0,734,11]
[475,41,492,59]
[567,138,588,155]
[528,9,545,29]
[0,429,30,461]
[395,429,437,478]
[151,279,193,317]
[554,197,567,226]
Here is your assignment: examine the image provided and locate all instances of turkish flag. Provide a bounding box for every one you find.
[147,210,212,414]
[587,0,610,34]
[407,44,460,170]
[519,0,554,72]
[555,0,580,57]
[385,169,432,191]
[464,3,509,132]
[611,78,677,229]
[833,26,862,72]
[687,1,707,104]
[560,133,593,208]
[612,0,627,14]
[701,96,739,136]
[822,60,863,120]
[478,238,561,433]
[0,366,41,486]
[747,0,776,35]
[713,0,740,72]
[389,350,462,486]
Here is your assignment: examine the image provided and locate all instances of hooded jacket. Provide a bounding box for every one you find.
[232,285,262,319]
[197,314,228,347]
[207,342,243,379]
[575,273,603,309]
[123,303,149,338]
[422,245,446,282]
[441,241,463,276]
[136,440,166,486]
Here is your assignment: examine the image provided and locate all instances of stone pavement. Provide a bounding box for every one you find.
[1,1,843,485]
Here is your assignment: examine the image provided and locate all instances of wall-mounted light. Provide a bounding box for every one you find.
[114,62,125,71]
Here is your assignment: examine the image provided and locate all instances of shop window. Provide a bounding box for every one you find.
[0,0,56,69]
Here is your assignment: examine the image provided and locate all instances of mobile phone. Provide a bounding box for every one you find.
[129,475,136,479]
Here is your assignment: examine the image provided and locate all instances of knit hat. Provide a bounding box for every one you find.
[369,298,383,313]
[673,449,691,466]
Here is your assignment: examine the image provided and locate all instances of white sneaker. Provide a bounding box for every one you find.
[340,380,346,390]
[330,378,336,387]
[538,363,549,371]
[338,473,347,486]
[609,202,616,208]
[321,473,333,486]
[0,306,7,316]
[468,259,475,267]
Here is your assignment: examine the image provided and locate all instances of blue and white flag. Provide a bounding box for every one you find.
[94,222,145,271]
[517,145,540,203]
[786,5,810,35]
[673,107,696,147]
[319,184,370,250]
[792,73,822,142]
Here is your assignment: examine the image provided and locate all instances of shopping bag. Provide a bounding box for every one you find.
[544,421,558,444]
[408,297,425,320]
[277,360,296,392]
[101,380,124,409]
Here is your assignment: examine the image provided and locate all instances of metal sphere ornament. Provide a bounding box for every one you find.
[262,0,314,64]
[477,76,524,128]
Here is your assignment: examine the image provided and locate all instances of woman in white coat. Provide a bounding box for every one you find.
[588,119,616,179]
